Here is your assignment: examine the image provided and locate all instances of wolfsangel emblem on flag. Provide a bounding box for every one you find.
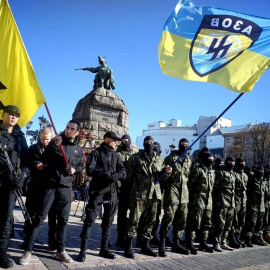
[190,15,263,77]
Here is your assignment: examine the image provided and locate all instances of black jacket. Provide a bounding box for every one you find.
[0,121,29,186]
[42,133,84,188]
[86,142,126,192]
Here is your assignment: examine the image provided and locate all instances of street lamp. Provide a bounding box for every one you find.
[38,115,48,130]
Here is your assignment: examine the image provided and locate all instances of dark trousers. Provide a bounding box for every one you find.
[80,192,118,246]
[48,199,57,243]
[0,186,16,253]
[117,186,130,237]
[25,186,72,253]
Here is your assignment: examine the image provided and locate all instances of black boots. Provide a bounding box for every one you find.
[245,236,253,248]
[141,238,158,257]
[235,233,245,248]
[99,239,116,259]
[171,237,189,255]
[186,238,197,255]
[77,239,87,262]
[0,253,14,269]
[124,237,135,259]
[252,235,265,246]
[199,241,214,253]
[158,237,167,257]
[229,232,241,248]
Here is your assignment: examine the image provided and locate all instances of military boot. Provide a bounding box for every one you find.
[259,234,268,246]
[171,237,190,255]
[124,237,135,259]
[158,237,167,257]
[235,233,245,248]
[141,238,158,257]
[77,239,88,262]
[99,238,116,259]
[0,253,14,269]
[229,232,240,248]
[245,236,253,247]
[199,241,214,253]
[186,238,197,255]
[252,235,265,246]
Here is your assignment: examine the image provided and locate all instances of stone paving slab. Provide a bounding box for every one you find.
[3,200,270,270]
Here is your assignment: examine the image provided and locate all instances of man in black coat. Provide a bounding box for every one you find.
[77,131,126,261]
[20,120,84,265]
[0,105,29,269]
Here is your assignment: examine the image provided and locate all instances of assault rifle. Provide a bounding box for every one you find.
[0,143,32,224]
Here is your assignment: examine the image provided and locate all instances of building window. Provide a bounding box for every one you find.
[227,138,231,143]
[173,138,175,141]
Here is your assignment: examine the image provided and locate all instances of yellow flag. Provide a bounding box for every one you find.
[0,0,45,127]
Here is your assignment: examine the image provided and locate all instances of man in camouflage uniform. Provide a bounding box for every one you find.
[263,165,270,244]
[116,134,137,246]
[245,166,267,247]
[229,158,248,248]
[185,152,215,254]
[159,138,192,257]
[124,136,172,259]
[212,157,236,252]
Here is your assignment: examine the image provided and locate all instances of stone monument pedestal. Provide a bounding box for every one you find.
[72,88,129,140]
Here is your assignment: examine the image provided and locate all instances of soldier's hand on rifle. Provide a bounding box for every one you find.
[54,134,62,146]
[36,162,44,170]
[12,171,27,190]
[66,166,76,175]
[166,165,172,174]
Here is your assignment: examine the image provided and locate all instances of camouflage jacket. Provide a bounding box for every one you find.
[116,145,137,167]
[264,175,270,208]
[234,169,248,207]
[126,150,169,200]
[246,176,266,212]
[188,162,215,210]
[213,169,236,209]
[164,151,192,204]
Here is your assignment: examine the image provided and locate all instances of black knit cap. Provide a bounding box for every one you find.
[235,158,245,165]
[225,157,235,162]
[264,165,270,169]
[144,136,154,142]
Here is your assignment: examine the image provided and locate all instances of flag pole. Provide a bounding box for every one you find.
[155,92,244,184]
[44,102,69,166]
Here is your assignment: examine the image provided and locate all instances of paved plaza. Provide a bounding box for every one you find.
[5,200,270,270]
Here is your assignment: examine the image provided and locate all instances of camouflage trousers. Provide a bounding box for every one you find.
[160,202,188,239]
[186,206,212,241]
[263,206,270,234]
[245,209,264,237]
[213,207,234,244]
[127,198,157,240]
[231,204,246,234]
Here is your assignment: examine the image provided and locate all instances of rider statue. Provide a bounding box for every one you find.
[76,56,115,91]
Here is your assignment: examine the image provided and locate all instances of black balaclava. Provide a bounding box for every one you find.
[198,147,209,160]
[244,166,252,175]
[235,158,245,171]
[201,152,214,168]
[264,165,270,177]
[215,157,223,167]
[121,134,131,151]
[178,138,189,155]
[225,157,235,171]
[143,136,154,156]
[153,142,161,156]
[255,166,264,180]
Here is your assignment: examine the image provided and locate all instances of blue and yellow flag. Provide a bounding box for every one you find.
[158,0,270,92]
[0,0,45,127]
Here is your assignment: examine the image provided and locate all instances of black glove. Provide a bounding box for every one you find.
[107,173,120,184]
[12,174,26,190]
